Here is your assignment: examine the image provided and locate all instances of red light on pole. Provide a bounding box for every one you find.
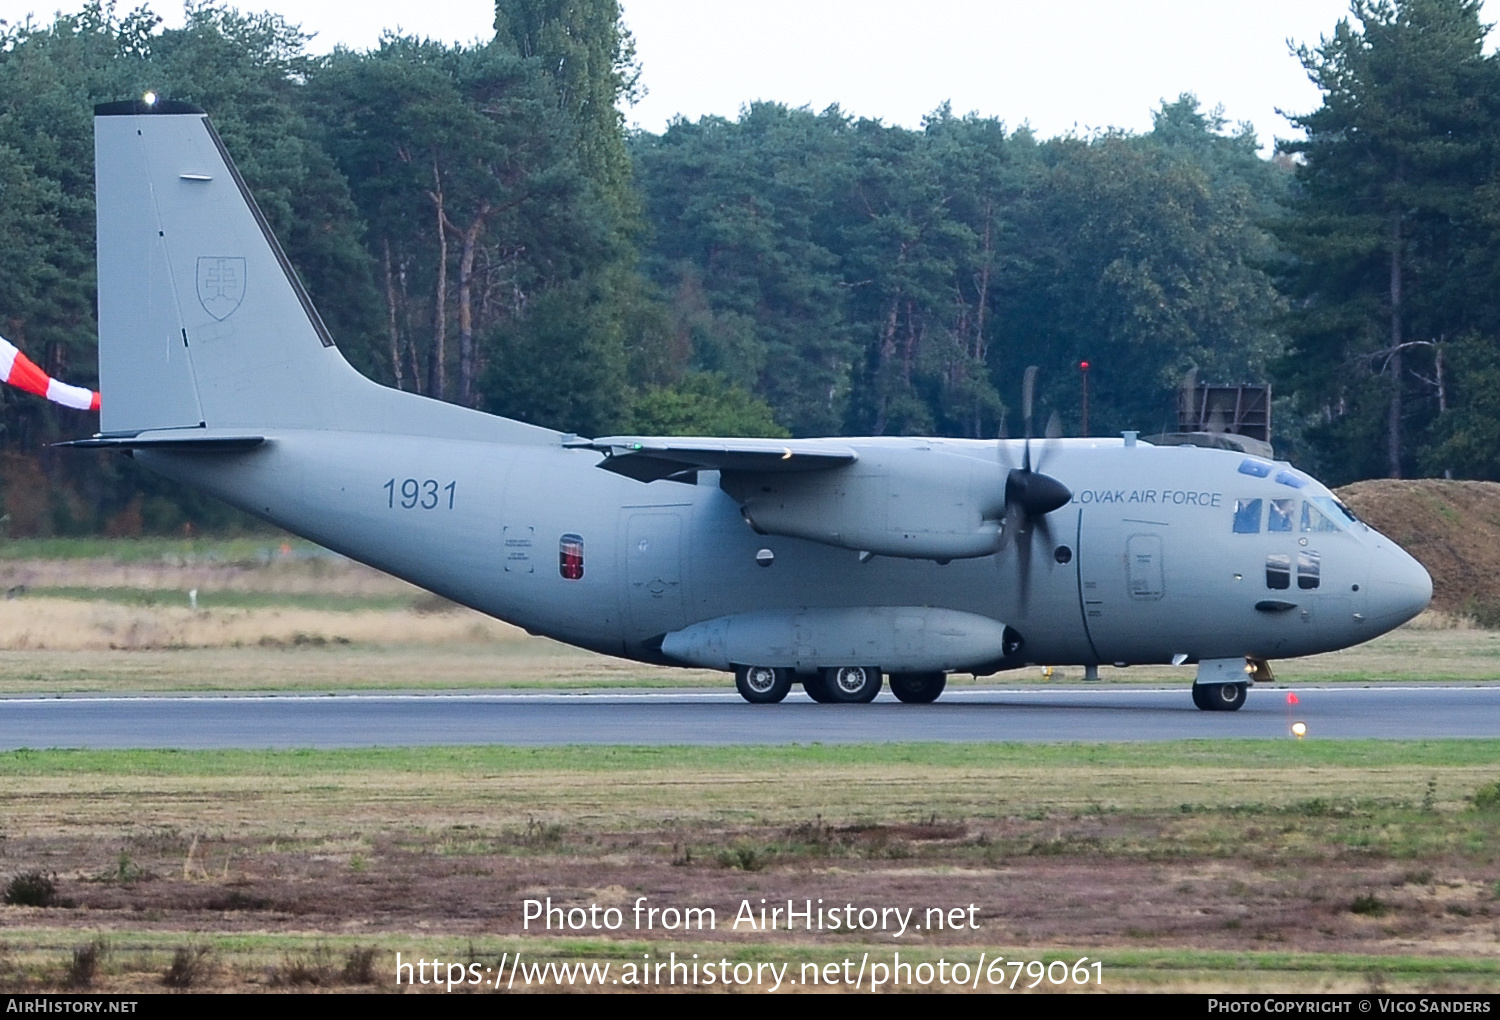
[1079,361,1090,437]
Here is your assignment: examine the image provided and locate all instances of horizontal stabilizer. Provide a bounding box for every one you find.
[569,436,858,482]
[58,433,264,452]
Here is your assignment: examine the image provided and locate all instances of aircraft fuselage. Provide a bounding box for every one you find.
[139,433,1431,673]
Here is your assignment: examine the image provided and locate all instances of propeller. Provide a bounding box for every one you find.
[995,366,1073,602]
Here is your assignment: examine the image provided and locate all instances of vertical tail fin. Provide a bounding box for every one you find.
[93,99,552,444]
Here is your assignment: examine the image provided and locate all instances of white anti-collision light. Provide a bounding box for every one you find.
[143,91,158,106]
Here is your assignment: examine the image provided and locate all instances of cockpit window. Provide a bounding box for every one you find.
[1233,498,1263,534]
[1298,550,1321,590]
[1268,498,1295,533]
[1312,495,1359,525]
[1275,469,1309,489]
[1266,553,1291,590]
[1238,458,1273,478]
[1301,500,1341,533]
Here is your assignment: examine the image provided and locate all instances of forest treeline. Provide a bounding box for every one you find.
[0,0,1494,534]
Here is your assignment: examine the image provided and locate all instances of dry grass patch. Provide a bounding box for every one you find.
[1340,480,1500,614]
[0,597,521,651]
[0,553,412,597]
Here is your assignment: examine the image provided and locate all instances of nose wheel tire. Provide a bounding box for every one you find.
[889,671,947,704]
[1192,682,1247,712]
[822,665,882,703]
[735,665,793,704]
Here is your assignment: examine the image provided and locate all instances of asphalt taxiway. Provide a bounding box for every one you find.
[1,685,1496,748]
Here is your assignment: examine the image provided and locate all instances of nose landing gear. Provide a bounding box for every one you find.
[1192,682,1247,712]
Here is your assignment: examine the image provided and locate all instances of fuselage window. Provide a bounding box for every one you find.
[1297,550,1321,590]
[1268,498,1295,533]
[1233,498,1263,533]
[1266,553,1291,590]
[1301,501,1340,533]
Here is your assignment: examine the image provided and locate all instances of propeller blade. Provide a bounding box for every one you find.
[1021,365,1037,440]
[1016,518,1032,604]
[1035,514,1055,551]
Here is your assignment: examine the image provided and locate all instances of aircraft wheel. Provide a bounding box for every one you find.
[802,673,835,703]
[889,671,946,704]
[735,665,792,704]
[823,665,882,704]
[1193,682,1247,712]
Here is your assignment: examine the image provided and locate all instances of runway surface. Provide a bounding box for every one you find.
[1,685,1497,748]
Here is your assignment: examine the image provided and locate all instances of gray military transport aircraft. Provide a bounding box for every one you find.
[71,98,1433,711]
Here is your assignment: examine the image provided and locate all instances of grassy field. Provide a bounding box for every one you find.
[0,742,1498,992]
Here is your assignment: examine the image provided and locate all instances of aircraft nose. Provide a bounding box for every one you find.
[1364,542,1432,629]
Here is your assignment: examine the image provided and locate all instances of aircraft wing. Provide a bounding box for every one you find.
[568,436,858,482]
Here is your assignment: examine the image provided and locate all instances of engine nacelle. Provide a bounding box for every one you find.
[660,606,1021,673]
[720,447,1006,560]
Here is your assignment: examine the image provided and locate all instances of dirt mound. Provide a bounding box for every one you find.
[1336,479,1500,613]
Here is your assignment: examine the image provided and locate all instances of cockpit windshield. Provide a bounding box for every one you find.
[1314,495,1360,525]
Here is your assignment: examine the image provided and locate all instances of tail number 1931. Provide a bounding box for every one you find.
[384,478,456,510]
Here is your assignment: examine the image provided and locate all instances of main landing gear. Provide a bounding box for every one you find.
[889,671,946,704]
[812,665,883,703]
[735,665,936,704]
[734,665,794,704]
[1192,682,1247,712]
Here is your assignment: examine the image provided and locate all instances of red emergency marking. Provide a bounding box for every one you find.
[559,534,584,580]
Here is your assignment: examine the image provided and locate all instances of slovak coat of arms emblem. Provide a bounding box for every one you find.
[196,256,246,320]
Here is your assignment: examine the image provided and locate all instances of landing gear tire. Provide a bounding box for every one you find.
[889,671,946,704]
[802,672,835,703]
[735,665,792,704]
[823,665,882,704]
[1193,682,1247,712]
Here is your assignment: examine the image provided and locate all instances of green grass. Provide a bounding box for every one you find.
[3,739,1499,777]
[0,931,1496,992]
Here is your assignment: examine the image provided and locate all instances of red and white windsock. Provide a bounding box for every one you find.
[0,335,99,411]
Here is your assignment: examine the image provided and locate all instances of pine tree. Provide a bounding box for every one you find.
[1278,0,1493,479]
